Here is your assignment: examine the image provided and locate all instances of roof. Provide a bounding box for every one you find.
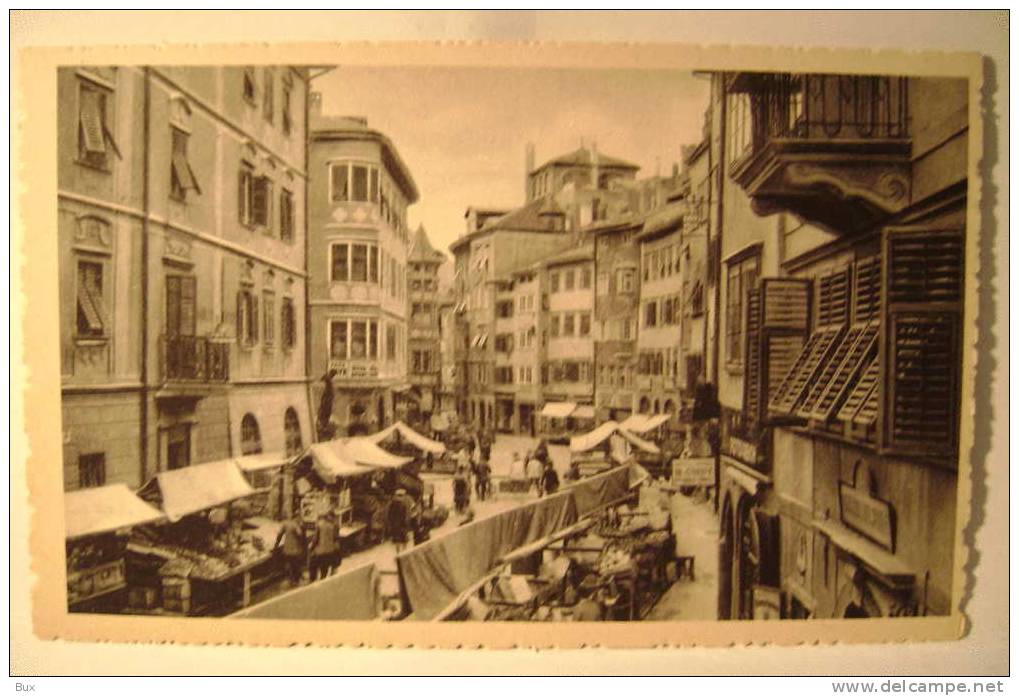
[449,195,568,253]
[636,202,685,241]
[310,116,419,203]
[409,225,445,264]
[569,421,660,455]
[65,484,165,539]
[533,146,640,174]
[543,243,594,268]
[619,413,671,434]
[146,460,256,522]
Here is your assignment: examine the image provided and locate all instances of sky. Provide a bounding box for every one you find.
[315,65,711,256]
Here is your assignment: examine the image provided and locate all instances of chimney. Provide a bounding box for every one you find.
[591,140,600,190]
[309,91,323,118]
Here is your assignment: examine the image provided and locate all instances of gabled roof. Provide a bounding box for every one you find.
[543,242,594,268]
[482,195,564,233]
[409,224,445,263]
[533,146,640,174]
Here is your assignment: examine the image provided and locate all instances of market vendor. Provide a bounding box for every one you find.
[526,452,543,495]
[540,461,560,497]
[273,513,307,587]
[308,512,340,582]
[564,460,581,483]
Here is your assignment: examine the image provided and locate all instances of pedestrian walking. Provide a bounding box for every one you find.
[308,512,339,581]
[273,514,307,587]
[475,458,492,501]
[387,489,413,553]
[453,465,471,513]
[526,452,543,495]
[540,460,560,497]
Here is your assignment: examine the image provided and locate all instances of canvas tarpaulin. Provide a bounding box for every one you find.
[342,437,414,469]
[65,484,165,539]
[566,465,633,517]
[570,421,659,455]
[396,491,578,620]
[369,421,446,454]
[146,460,255,522]
[231,562,380,620]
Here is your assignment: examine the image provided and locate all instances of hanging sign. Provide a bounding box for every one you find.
[839,482,895,551]
[671,456,715,486]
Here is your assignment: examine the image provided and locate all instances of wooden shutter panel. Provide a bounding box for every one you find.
[250,293,259,341]
[804,321,879,422]
[742,289,763,427]
[817,267,851,327]
[180,276,197,336]
[166,276,181,337]
[882,227,963,457]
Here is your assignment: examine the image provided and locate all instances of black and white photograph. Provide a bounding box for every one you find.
[52,58,974,628]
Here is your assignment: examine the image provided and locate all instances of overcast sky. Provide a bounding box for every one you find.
[315,65,711,256]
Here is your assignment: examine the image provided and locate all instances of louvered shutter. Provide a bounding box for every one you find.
[252,177,269,227]
[882,227,963,457]
[742,289,763,427]
[180,276,197,336]
[79,87,106,154]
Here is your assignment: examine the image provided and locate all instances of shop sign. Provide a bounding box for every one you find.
[722,435,758,467]
[753,585,782,620]
[671,456,715,487]
[839,482,895,551]
[67,559,126,605]
[329,360,379,380]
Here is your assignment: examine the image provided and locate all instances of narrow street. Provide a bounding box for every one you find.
[646,490,719,621]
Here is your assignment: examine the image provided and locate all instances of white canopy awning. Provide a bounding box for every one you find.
[234,452,290,473]
[620,413,671,434]
[341,437,414,469]
[149,460,256,522]
[572,405,596,419]
[65,484,165,540]
[309,441,375,482]
[570,420,620,453]
[540,401,577,418]
[369,421,446,454]
[617,428,661,454]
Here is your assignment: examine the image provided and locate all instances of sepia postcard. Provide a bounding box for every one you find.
[15,35,987,653]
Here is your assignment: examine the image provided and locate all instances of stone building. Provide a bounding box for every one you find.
[406,224,446,429]
[307,102,416,437]
[58,65,312,490]
[710,72,968,620]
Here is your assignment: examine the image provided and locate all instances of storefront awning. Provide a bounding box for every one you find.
[65,484,165,539]
[369,421,446,454]
[815,519,915,585]
[149,460,256,522]
[572,405,596,419]
[309,442,375,482]
[616,428,660,454]
[341,437,415,469]
[540,401,577,418]
[235,452,290,473]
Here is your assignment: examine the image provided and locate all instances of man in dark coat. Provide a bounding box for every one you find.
[274,514,307,586]
[308,512,340,581]
[540,461,560,497]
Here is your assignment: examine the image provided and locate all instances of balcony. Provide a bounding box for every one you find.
[159,335,229,395]
[728,73,911,233]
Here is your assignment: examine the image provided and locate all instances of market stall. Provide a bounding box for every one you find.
[235,451,292,519]
[431,465,668,622]
[569,421,660,478]
[617,415,672,478]
[539,401,577,441]
[304,440,377,549]
[65,484,165,613]
[130,460,273,616]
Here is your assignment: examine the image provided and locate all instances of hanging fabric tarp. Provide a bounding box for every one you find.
[396,491,578,620]
[145,460,255,522]
[65,484,165,539]
[231,562,380,620]
[342,437,414,469]
[369,421,446,454]
[308,441,374,482]
[569,420,620,453]
[540,401,577,418]
[565,465,633,517]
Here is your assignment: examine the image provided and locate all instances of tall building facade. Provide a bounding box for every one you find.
[710,72,967,620]
[59,65,312,491]
[407,224,446,428]
[308,103,417,437]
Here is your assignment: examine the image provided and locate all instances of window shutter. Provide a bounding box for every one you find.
[882,227,963,457]
[238,169,250,225]
[166,276,181,337]
[79,87,106,154]
[250,293,259,341]
[837,356,880,437]
[235,290,245,342]
[180,276,197,336]
[742,289,763,427]
[817,267,851,327]
[252,177,269,226]
[801,321,879,422]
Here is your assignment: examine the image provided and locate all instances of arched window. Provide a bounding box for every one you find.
[638,397,651,414]
[284,407,302,456]
[240,413,262,455]
[663,399,676,415]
